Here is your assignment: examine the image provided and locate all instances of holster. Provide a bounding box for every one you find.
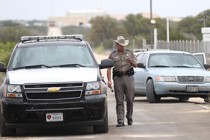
[113,68,134,78]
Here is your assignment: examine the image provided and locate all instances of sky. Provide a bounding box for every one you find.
[0,0,210,20]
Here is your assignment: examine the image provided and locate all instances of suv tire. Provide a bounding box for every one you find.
[94,104,108,133]
[0,118,16,137]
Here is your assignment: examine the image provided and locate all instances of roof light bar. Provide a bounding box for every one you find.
[21,35,83,42]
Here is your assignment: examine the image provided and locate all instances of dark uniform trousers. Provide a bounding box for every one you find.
[113,75,134,123]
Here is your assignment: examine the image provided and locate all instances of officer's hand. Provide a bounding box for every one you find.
[126,58,133,64]
[108,80,112,89]
[127,58,136,67]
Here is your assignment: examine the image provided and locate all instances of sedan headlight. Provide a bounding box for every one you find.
[85,81,102,95]
[205,77,210,83]
[156,76,176,82]
[4,85,23,98]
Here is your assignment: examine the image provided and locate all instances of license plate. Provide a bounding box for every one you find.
[186,86,198,92]
[46,113,63,122]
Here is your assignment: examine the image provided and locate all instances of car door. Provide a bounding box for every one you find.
[134,53,148,95]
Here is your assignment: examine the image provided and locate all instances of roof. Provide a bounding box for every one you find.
[134,49,191,55]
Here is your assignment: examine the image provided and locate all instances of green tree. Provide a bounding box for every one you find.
[62,26,90,40]
[0,42,16,65]
[177,9,210,40]
[123,14,150,41]
[89,16,127,49]
[0,20,47,43]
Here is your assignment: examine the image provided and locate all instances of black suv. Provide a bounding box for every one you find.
[0,35,113,136]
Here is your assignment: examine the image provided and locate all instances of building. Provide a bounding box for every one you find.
[48,9,107,27]
[47,9,182,28]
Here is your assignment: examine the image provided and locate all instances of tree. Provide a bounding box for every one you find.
[124,14,150,41]
[62,26,90,40]
[0,20,47,43]
[89,16,127,49]
[177,9,210,40]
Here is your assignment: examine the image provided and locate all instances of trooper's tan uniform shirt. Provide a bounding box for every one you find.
[109,49,137,125]
[109,49,136,72]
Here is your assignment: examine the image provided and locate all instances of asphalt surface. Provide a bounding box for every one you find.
[1,92,210,140]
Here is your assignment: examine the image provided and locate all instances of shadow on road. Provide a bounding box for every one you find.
[134,97,207,104]
[15,126,95,137]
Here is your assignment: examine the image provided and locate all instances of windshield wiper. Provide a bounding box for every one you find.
[172,65,192,68]
[55,64,86,67]
[13,64,52,70]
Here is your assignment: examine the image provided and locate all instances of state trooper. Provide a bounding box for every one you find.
[107,36,137,127]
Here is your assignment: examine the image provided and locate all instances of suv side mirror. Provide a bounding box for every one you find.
[99,59,114,69]
[204,64,210,70]
[137,63,145,68]
[0,62,6,72]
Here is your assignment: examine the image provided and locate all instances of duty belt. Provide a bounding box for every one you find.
[113,68,134,78]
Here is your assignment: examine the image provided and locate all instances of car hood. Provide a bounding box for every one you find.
[149,68,210,76]
[7,68,99,84]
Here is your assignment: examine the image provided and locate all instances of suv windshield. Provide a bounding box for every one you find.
[148,53,203,68]
[9,44,96,70]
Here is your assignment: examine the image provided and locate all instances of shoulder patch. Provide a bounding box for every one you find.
[109,50,117,59]
[111,50,117,54]
[125,49,131,52]
[125,49,132,52]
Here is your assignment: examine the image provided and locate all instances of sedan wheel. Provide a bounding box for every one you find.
[146,79,160,103]
[178,97,189,102]
[204,96,210,103]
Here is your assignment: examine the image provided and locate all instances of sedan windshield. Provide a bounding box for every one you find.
[148,53,203,68]
[10,44,96,70]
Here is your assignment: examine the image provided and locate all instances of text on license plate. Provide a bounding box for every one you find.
[186,86,199,92]
[46,113,63,122]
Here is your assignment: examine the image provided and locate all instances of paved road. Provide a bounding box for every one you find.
[1,92,210,140]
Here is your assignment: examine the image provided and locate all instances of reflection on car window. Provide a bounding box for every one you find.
[11,44,95,69]
[136,53,145,63]
[148,53,202,68]
[140,53,148,66]
[194,55,204,65]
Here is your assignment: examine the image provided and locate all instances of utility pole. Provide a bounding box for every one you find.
[198,18,206,27]
[198,16,209,27]
[166,18,170,43]
[166,18,170,49]
[150,0,153,48]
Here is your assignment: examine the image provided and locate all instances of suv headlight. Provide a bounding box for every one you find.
[205,77,210,83]
[4,85,23,98]
[156,76,176,82]
[85,81,102,95]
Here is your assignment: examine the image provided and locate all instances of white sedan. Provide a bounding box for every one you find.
[134,50,210,103]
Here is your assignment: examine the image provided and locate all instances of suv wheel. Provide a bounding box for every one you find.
[0,118,16,137]
[94,105,108,133]
[146,79,160,103]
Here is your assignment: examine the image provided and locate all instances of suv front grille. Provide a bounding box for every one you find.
[177,76,204,83]
[23,82,84,101]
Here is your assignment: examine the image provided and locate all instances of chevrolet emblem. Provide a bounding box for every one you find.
[47,87,61,92]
